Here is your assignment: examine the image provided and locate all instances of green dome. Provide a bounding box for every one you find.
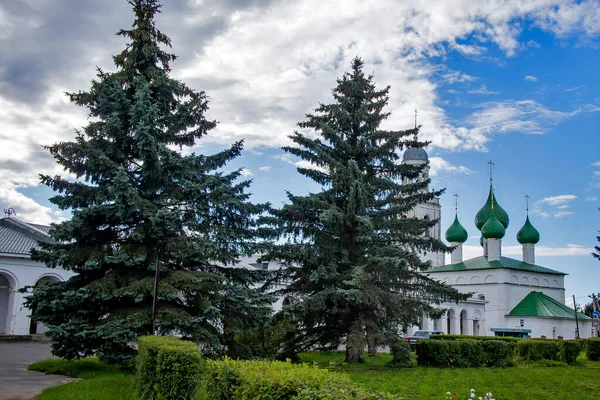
[517,216,540,244]
[481,211,506,240]
[475,187,509,230]
[445,215,468,243]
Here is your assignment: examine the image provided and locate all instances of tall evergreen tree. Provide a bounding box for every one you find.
[264,58,467,363]
[25,0,271,364]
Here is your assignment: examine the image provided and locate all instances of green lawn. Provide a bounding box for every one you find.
[29,352,600,400]
[29,359,139,400]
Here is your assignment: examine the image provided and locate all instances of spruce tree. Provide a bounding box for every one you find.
[25,0,271,364]
[265,58,467,363]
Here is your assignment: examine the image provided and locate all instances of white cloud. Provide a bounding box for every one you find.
[240,168,253,176]
[525,75,538,82]
[591,161,600,167]
[537,195,577,206]
[586,196,597,201]
[532,194,577,218]
[467,84,499,95]
[460,243,594,260]
[442,70,477,84]
[429,157,473,177]
[1,0,600,223]
[259,166,272,171]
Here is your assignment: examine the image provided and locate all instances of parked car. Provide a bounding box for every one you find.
[403,330,444,348]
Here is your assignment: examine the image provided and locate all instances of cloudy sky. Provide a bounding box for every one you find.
[1,0,600,306]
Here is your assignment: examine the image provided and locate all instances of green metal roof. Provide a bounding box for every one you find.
[445,215,468,243]
[507,291,591,320]
[517,216,540,244]
[427,256,565,275]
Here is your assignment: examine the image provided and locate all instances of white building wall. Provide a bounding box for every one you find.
[429,267,569,336]
[0,255,74,335]
[506,317,593,340]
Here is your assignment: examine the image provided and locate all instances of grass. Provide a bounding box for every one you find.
[298,350,394,368]
[29,358,138,400]
[300,351,600,400]
[29,352,600,400]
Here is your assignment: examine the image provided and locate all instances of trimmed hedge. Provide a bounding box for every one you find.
[517,339,561,362]
[431,334,518,342]
[137,336,203,400]
[204,358,395,399]
[388,340,412,367]
[482,340,516,367]
[587,338,600,361]
[415,339,515,368]
[561,340,582,364]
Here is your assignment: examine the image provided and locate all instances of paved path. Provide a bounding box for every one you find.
[0,342,72,400]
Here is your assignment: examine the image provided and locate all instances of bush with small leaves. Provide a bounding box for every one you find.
[388,341,413,367]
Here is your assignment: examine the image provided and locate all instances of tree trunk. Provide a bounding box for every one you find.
[345,319,364,363]
[366,321,378,357]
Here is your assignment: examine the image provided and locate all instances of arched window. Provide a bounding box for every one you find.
[423,215,431,237]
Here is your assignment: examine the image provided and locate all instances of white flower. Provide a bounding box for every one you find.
[471,394,475,398]
[471,389,475,393]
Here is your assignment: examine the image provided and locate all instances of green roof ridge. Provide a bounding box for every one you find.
[445,215,468,243]
[507,291,591,320]
[517,216,540,244]
[426,256,565,275]
[475,186,509,230]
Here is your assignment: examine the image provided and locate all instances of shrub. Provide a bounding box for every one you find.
[517,339,561,362]
[204,358,394,399]
[388,341,412,367]
[431,334,518,342]
[586,338,600,361]
[415,340,483,367]
[232,317,298,360]
[481,340,516,367]
[136,336,202,400]
[561,340,581,364]
[457,340,484,367]
[416,340,516,368]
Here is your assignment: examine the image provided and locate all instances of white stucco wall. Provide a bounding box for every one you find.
[506,317,593,339]
[428,267,569,336]
[0,254,74,335]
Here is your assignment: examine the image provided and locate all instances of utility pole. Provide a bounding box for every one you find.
[591,293,600,338]
[573,295,580,339]
[151,257,160,335]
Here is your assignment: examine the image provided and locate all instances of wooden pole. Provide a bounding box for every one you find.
[151,257,160,335]
[573,295,580,339]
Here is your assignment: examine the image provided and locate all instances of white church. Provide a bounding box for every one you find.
[401,145,592,340]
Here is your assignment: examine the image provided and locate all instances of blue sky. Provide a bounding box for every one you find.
[1,0,599,306]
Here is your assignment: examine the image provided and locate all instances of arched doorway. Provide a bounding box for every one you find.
[0,274,11,334]
[29,276,61,334]
[446,309,456,334]
[460,310,467,335]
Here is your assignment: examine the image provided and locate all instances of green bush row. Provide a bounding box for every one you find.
[415,340,516,367]
[517,339,582,364]
[204,358,395,399]
[587,338,600,361]
[430,334,518,342]
[136,336,203,400]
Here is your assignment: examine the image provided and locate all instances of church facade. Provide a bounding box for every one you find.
[402,147,592,340]
[0,217,74,335]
